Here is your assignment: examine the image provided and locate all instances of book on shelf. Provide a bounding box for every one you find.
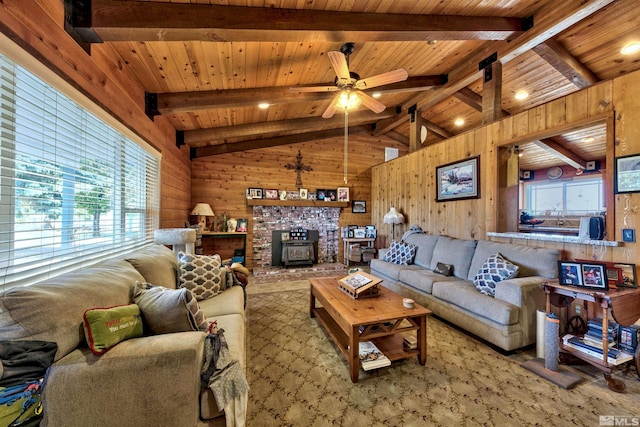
[618,324,640,353]
[562,335,634,365]
[359,341,391,371]
[402,333,417,350]
[338,271,383,299]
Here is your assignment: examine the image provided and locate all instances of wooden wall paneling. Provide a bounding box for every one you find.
[527,105,546,134]
[565,89,590,123]
[545,97,568,129]
[586,80,614,117]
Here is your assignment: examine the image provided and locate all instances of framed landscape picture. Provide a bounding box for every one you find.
[436,156,480,202]
[352,200,366,213]
[264,189,279,200]
[615,154,640,194]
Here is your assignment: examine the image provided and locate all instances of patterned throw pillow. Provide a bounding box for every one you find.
[472,253,519,297]
[133,281,207,334]
[382,240,418,266]
[178,252,226,300]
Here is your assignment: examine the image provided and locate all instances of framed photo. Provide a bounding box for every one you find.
[436,156,480,202]
[354,228,366,239]
[365,225,376,238]
[235,218,248,232]
[615,154,640,194]
[614,263,637,288]
[264,189,279,200]
[352,200,366,213]
[558,261,583,287]
[581,263,608,290]
[326,189,337,201]
[248,188,263,199]
[299,188,308,199]
[316,189,326,201]
[281,232,290,241]
[337,187,349,202]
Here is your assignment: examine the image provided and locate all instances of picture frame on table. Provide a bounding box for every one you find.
[436,156,480,202]
[352,200,366,213]
[326,189,337,201]
[558,261,583,287]
[581,263,608,290]
[354,228,366,239]
[235,218,248,232]
[264,189,279,200]
[614,263,637,288]
[615,154,640,194]
[337,187,349,202]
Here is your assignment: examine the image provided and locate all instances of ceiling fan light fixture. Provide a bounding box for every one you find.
[335,90,361,111]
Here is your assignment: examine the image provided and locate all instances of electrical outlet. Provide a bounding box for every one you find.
[575,305,582,314]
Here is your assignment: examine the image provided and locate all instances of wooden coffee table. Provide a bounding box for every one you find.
[309,276,431,383]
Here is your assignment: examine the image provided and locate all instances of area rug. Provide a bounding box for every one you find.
[245,282,640,426]
[252,263,349,285]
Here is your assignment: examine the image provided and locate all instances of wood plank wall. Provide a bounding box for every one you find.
[372,69,640,266]
[1,0,191,229]
[192,134,407,267]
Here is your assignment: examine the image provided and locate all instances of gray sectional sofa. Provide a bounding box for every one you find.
[0,244,245,426]
[370,233,560,351]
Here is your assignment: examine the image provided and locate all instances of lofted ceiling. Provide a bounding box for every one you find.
[66,0,640,172]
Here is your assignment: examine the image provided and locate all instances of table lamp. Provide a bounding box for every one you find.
[383,207,404,241]
[191,203,215,231]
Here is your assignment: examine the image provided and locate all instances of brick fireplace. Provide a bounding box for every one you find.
[252,206,340,267]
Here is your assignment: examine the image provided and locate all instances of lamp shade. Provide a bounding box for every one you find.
[383,207,404,224]
[191,203,215,217]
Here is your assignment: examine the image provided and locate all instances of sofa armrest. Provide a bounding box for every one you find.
[43,332,206,426]
[495,276,546,345]
[378,248,388,259]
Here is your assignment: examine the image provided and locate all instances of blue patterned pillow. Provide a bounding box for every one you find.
[382,240,417,265]
[472,253,519,297]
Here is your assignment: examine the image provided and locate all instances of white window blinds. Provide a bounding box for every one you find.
[0,53,160,289]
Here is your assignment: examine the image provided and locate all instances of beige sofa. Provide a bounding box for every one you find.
[370,234,560,351]
[0,244,245,426]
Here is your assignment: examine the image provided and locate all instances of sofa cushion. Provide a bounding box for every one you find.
[198,285,246,319]
[125,245,178,289]
[429,236,478,279]
[432,281,519,325]
[472,253,519,297]
[468,240,560,281]
[403,234,440,268]
[398,269,461,294]
[382,240,417,265]
[83,304,143,355]
[370,259,421,282]
[178,253,226,300]
[0,258,143,361]
[133,282,207,334]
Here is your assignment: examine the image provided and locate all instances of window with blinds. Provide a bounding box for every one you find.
[0,53,160,289]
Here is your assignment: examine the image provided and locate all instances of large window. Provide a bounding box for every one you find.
[525,177,604,215]
[1,53,160,289]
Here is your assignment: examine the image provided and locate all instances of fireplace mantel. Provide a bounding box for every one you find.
[247,199,347,208]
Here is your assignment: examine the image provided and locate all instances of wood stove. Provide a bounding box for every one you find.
[271,229,319,267]
[281,240,315,268]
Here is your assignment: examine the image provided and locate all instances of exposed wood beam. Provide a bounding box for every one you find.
[423,120,453,140]
[69,1,527,43]
[185,109,394,145]
[152,75,447,116]
[384,131,410,146]
[454,87,511,116]
[374,0,615,134]
[533,138,587,170]
[192,126,371,158]
[482,61,503,125]
[533,39,599,89]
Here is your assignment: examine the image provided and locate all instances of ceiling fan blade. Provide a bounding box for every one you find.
[289,85,339,93]
[358,91,386,114]
[322,102,337,119]
[355,68,409,90]
[328,51,351,81]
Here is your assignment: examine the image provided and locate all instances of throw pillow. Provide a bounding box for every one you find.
[434,262,454,276]
[472,253,519,297]
[83,304,143,355]
[133,281,207,335]
[382,240,417,266]
[178,252,226,300]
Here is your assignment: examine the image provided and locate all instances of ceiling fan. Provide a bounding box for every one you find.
[290,43,409,118]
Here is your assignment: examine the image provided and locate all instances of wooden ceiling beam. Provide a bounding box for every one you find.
[69,1,527,43]
[374,0,615,134]
[533,138,587,170]
[533,39,600,89]
[151,75,447,115]
[192,126,371,158]
[185,109,394,145]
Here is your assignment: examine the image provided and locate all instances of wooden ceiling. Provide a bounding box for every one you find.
[66,0,640,171]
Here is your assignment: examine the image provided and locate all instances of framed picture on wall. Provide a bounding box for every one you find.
[352,200,366,213]
[436,156,480,202]
[615,154,640,194]
[264,189,279,200]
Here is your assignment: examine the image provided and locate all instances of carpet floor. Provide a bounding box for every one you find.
[244,280,640,427]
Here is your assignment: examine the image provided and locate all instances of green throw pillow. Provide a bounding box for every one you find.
[83,304,143,355]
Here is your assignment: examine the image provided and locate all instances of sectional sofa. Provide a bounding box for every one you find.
[0,244,245,426]
[370,233,560,351]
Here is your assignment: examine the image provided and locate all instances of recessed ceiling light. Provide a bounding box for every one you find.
[258,103,270,109]
[514,90,529,100]
[372,92,382,98]
[581,137,595,143]
[621,42,640,55]
[454,118,465,127]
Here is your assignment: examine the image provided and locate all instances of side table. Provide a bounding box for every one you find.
[343,237,375,266]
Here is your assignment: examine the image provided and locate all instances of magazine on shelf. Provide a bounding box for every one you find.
[338,271,383,299]
[359,341,391,371]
